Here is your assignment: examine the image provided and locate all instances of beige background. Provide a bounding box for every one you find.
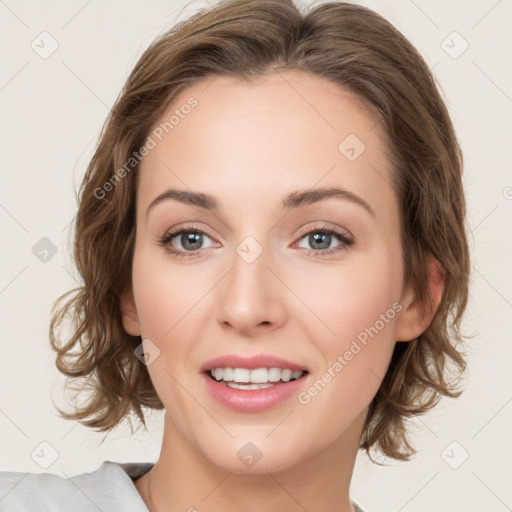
[1,1,511,511]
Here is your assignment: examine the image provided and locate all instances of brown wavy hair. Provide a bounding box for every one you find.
[50,0,470,461]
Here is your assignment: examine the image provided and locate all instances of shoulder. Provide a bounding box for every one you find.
[1,468,92,511]
[0,460,154,511]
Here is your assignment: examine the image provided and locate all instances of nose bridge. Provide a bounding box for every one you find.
[216,233,282,333]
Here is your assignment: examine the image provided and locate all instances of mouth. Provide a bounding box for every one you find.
[205,367,309,390]
[200,354,310,411]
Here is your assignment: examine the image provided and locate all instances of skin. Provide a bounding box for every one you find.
[120,69,443,512]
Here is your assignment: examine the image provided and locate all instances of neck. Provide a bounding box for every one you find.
[135,411,365,512]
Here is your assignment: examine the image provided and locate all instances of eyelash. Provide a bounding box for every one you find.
[158,223,355,259]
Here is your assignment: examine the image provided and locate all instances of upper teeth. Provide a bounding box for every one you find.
[210,367,305,383]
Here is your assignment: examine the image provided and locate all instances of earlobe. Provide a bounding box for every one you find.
[120,284,141,336]
[394,254,444,342]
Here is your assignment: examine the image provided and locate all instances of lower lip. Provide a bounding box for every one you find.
[201,372,308,413]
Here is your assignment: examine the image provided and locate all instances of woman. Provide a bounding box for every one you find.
[0,0,469,510]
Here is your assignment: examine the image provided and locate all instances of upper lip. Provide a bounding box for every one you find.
[200,354,309,373]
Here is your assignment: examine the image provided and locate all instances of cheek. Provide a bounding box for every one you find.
[131,247,208,425]
[293,250,401,425]
[131,243,209,339]
[295,248,402,355]
[130,244,216,404]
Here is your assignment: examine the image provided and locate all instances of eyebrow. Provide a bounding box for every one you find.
[146,186,375,217]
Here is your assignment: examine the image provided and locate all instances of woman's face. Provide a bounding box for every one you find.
[122,69,423,473]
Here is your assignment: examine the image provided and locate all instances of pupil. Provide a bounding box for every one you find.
[309,233,330,250]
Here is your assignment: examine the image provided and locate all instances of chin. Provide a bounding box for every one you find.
[199,435,308,475]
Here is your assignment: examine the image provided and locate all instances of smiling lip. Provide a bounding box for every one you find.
[201,372,308,412]
[200,354,309,413]
[200,354,308,373]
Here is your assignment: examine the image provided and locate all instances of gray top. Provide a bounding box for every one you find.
[0,460,366,511]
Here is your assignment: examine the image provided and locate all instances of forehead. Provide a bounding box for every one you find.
[137,69,396,222]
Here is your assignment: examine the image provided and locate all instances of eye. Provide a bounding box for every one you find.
[293,225,354,257]
[158,225,216,258]
[158,223,354,259]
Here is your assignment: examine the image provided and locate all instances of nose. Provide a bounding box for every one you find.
[216,239,285,336]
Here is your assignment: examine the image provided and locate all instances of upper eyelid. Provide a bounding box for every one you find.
[164,223,349,236]
[294,222,353,239]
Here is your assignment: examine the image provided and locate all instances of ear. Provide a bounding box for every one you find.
[394,254,444,342]
[119,284,141,336]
